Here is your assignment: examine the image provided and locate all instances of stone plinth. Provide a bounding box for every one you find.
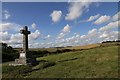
[15,51,36,65]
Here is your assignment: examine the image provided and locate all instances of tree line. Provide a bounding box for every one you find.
[1,43,18,62]
[102,40,120,43]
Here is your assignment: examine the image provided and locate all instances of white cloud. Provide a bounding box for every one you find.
[0,29,41,47]
[62,24,71,33]
[65,0,93,20]
[29,30,41,40]
[86,29,99,43]
[99,32,108,38]
[0,22,22,44]
[29,41,56,48]
[57,33,65,39]
[55,27,118,47]
[0,31,11,41]
[57,24,71,39]
[3,10,11,20]
[31,23,37,29]
[94,15,111,24]
[99,20,120,31]
[50,10,62,23]
[45,35,51,39]
[112,11,120,21]
[0,32,22,46]
[87,14,100,22]
[29,42,40,48]
[80,35,86,39]
[88,28,97,34]
[0,21,42,48]
[98,30,118,42]
[0,22,21,32]
[9,33,22,44]
[7,28,118,48]
[55,21,117,47]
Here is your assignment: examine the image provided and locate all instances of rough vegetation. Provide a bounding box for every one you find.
[2,41,119,78]
[2,65,32,78]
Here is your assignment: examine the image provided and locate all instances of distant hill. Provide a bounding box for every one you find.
[2,41,120,62]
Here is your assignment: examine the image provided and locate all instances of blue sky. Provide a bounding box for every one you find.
[1,2,119,48]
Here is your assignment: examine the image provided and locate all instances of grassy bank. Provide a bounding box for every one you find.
[2,43,119,78]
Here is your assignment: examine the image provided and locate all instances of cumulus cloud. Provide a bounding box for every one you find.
[59,30,118,47]
[54,24,118,47]
[0,22,22,45]
[99,32,108,38]
[0,31,11,42]
[9,28,118,48]
[50,10,62,23]
[65,0,93,20]
[3,10,11,20]
[45,35,51,39]
[58,24,71,39]
[88,28,97,34]
[0,22,21,32]
[87,14,100,22]
[57,33,66,39]
[99,30,118,42]
[112,11,120,21]
[99,20,120,31]
[0,32,22,47]
[0,22,22,44]
[62,24,71,33]
[0,20,43,48]
[94,15,111,24]
[0,28,42,48]
[31,23,37,29]
[9,33,22,44]
[29,30,41,40]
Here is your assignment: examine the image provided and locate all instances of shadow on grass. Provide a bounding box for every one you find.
[32,60,56,72]
[57,57,78,63]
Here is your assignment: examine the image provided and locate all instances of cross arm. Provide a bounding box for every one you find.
[20,30,31,34]
[20,29,25,34]
[27,31,31,34]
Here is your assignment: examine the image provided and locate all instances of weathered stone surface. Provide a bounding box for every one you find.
[14,26,37,65]
[20,26,30,52]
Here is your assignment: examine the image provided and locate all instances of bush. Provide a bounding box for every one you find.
[56,50,63,53]
[2,43,19,62]
[62,49,72,52]
[2,52,19,62]
[30,50,51,57]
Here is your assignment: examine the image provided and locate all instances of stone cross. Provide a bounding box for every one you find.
[20,26,30,53]
[14,26,37,65]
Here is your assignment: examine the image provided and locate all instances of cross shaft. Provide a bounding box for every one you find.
[20,26,31,52]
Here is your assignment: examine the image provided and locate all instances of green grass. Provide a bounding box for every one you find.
[27,46,118,78]
[2,45,119,78]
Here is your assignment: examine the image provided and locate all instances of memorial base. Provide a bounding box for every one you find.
[15,58,36,65]
[15,52,37,65]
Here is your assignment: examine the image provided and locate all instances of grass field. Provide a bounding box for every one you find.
[2,43,119,78]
